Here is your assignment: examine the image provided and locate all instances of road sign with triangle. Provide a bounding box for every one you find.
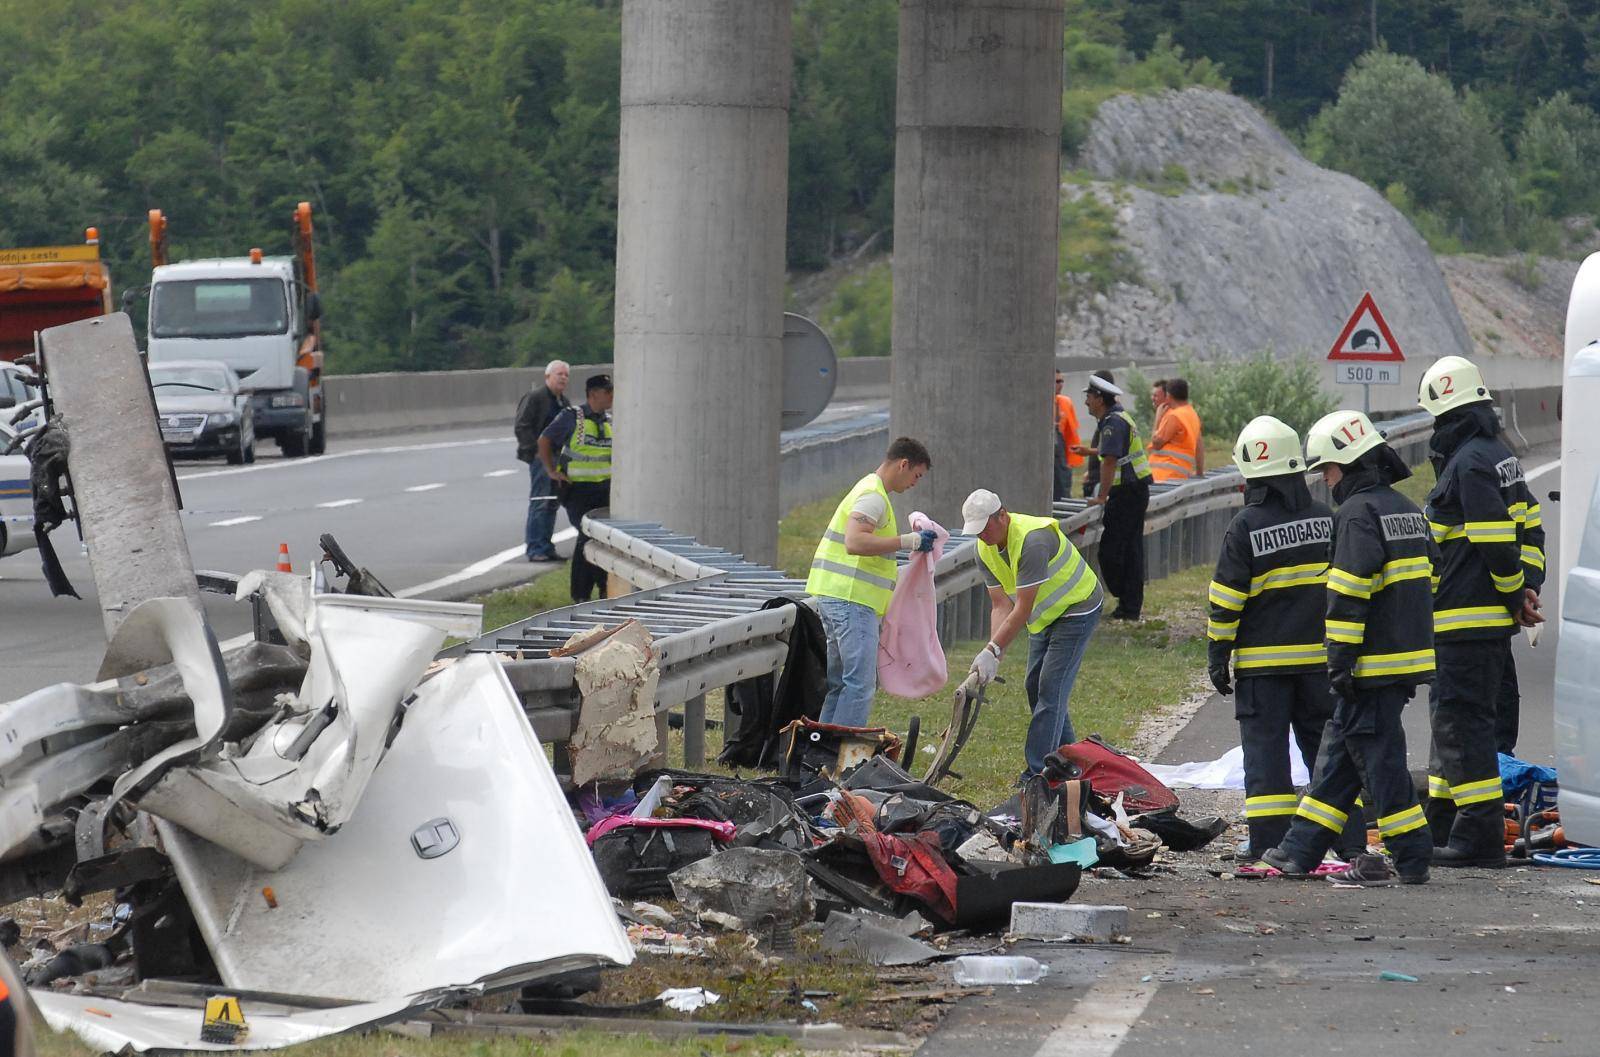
[1327,291,1404,362]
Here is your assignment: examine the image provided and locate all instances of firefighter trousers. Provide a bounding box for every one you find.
[1275,683,1432,877]
[1427,640,1508,853]
[1236,672,1365,857]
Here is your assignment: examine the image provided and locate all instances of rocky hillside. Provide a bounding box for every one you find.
[797,86,1582,369]
[1062,88,1474,362]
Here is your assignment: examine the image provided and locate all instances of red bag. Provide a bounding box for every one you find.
[861,830,959,924]
[1045,736,1179,815]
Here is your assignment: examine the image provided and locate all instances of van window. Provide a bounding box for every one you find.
[151,278,288,339]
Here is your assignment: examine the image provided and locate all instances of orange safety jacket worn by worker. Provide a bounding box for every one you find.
[1150,402,1201,482]
[1055,395,1083,468]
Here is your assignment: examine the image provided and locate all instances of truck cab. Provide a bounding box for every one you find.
[142,204,326,457]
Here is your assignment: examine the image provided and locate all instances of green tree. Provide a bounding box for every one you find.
[1515,92,1600,217]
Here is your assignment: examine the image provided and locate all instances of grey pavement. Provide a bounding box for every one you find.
[923,451,1590,1057]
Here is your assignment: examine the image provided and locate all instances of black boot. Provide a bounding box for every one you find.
[1433,805,1506,869]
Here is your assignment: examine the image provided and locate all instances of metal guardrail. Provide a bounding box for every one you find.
[470,411,1434,772]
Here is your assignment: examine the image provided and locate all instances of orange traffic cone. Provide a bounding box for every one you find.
[276,543,292,573]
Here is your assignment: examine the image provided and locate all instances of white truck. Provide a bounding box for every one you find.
[143,202,326,456]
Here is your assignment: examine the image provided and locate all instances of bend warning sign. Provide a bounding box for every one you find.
[1328,291,1404,362]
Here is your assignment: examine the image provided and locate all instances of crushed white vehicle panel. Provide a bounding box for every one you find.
[135,593,475,870]
[156,654,632,1000]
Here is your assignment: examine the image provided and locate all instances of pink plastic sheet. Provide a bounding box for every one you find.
[876,512,949,698]
[585,815,738,847]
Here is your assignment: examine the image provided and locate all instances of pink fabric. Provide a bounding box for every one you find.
[876,512,949,697]
[584,815,738,847]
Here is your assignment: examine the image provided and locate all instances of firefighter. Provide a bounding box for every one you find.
[1420,356,1545,867]
[1260,410,1435,886]
[1207,416,1362,861]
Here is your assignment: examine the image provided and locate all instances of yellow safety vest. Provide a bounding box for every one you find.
[1111,409,1153,482]
[1150,403,1200,482]
[805,473,899,615]
[978,513,1098,633]
[562,411,613,482]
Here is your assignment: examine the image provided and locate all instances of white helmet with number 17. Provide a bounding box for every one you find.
[1304,410,1385,469]
[1232,416,1305,480]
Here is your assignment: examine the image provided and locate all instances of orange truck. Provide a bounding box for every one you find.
[0,229,113,362]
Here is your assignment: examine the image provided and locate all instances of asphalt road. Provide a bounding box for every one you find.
[0,399,890,696]
[925,451,1589,1057]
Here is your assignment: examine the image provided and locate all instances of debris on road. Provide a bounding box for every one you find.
[568,620,663,785]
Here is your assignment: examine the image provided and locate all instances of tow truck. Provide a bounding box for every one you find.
[143,202,326,456]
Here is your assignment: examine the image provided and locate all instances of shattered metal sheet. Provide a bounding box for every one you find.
[156,654,632,1001]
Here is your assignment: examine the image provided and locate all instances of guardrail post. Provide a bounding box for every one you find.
[684,694,707,768]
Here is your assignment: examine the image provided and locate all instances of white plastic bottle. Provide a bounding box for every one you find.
[951,955,1048,985]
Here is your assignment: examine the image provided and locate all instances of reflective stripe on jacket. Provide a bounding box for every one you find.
[1427,431,1544,641]
[1150,403,1201,482]
[978,512,1098,634]
[1326,481,1439,689]
[805,473,899,615]
[562,411,613,482]
[1207,488,1332,676]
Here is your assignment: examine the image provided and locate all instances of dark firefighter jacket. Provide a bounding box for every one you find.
[1207,475,1333,677]
[1326,449,1440,689]
[1426,403,1546,641]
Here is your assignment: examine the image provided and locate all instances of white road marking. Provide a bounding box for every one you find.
[315,498,364,508]
[398,527,578,599]
[1527,456,1561,484]
[208,515,262,527]
[482,469,517,478]
[176,436,505,481]
[405,483,446,493]
[1032,955,1173,1057]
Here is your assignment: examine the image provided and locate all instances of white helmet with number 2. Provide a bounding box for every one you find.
[1304,410,1385,469]
[1232,416,1305,480]
[1418,355,1491,417]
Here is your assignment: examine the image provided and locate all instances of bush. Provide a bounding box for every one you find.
[1308,51,1515,250]
[816,260,892,358]
[1515,92,1600,219]
[1126,353,1336,451]
[1061,30,1227,156]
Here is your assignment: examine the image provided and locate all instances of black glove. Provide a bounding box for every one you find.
[1330,669,1356,702]
[1208,662,1232,696]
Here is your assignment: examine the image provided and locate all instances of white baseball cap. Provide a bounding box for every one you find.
[961,489,1003,535]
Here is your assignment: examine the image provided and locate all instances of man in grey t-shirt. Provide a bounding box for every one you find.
[964,489,1104,779]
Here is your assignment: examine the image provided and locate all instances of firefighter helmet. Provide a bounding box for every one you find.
[1232,415,1305,480]
[1419,355,1491,417]
[1305,410,1385,469]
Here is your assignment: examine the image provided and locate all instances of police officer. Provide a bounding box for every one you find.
[538,373,615,604]
[1207,417,1362,861]
[1260,410,1435,885]
[1073,373,1152,620]
[1419,356,1545,867]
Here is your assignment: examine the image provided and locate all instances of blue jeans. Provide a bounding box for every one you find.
[1023,606,1101,777]
[525,461,559,558]
[817,597,880,728]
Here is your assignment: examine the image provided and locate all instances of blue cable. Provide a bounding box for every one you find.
[1530,847,1600,869]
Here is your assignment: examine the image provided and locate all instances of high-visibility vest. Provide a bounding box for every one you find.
[1113,409,1153,482]
[1150,403,1200,482]
[978,512,1098,633]
[562,411,613,482]
[806,473,899,615]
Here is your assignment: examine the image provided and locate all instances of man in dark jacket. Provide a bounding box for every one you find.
[514,359,571,562]
[1207,415,1362,861]
[1261,410,1437,886]
[1072,372,1152,620]
[1419,356,1545,866]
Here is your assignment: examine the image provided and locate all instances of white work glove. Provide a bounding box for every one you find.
[969,642,1001,685]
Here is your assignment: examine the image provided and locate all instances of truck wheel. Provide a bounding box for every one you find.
[280,422,309,458]
[309,418,326,456]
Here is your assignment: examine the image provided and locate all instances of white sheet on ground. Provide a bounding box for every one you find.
[34,992,420,1053]
[1144,738,1310,790]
